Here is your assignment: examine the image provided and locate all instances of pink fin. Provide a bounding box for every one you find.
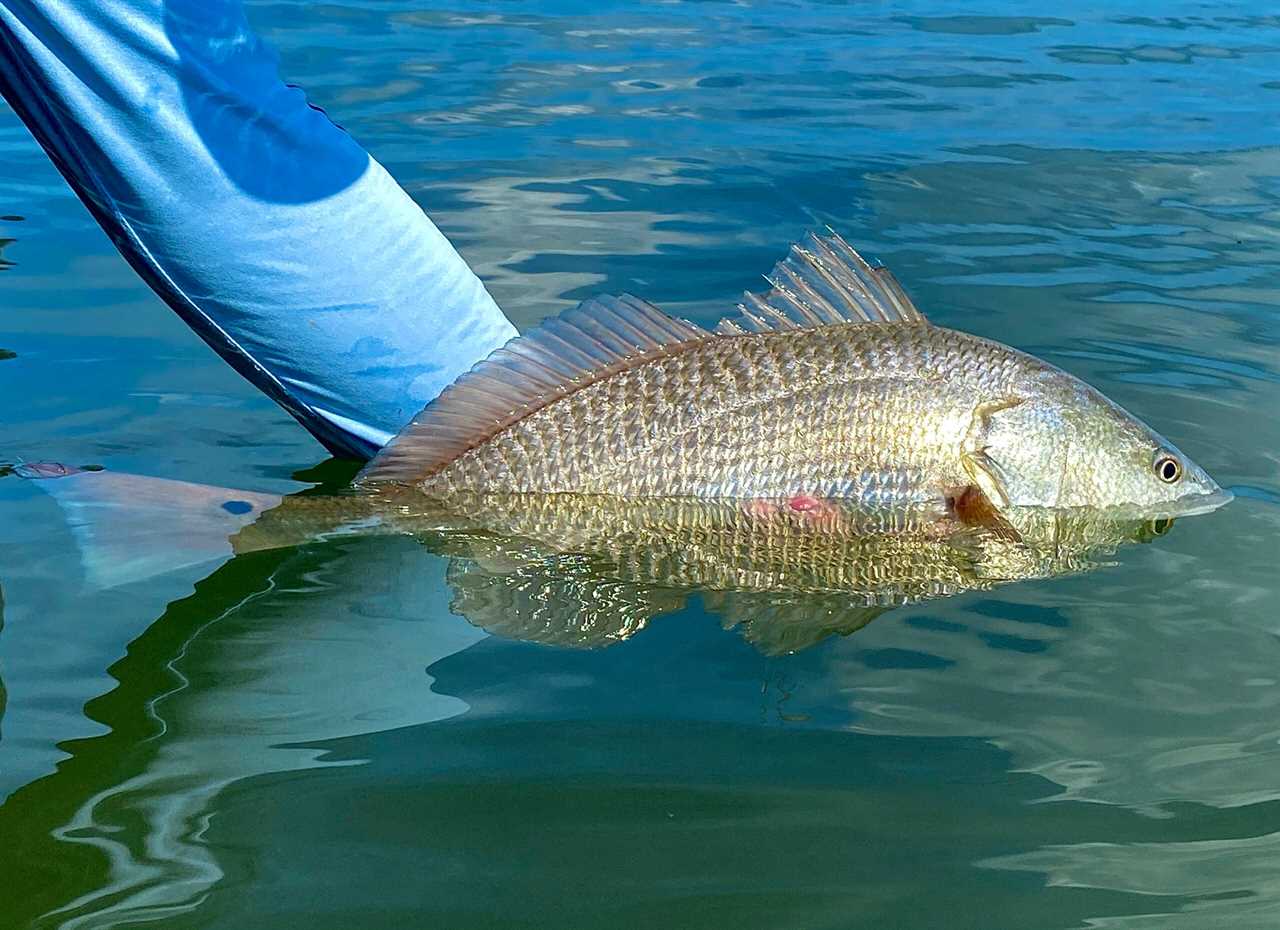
[356,294,713,485]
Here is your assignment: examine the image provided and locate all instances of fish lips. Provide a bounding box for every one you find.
[1109,486,1236,520]
[1014,487,1235,522]
[1161,486,1235,518]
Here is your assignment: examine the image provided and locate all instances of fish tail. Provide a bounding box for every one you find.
[16,462,282,589]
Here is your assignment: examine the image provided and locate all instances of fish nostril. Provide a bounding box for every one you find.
[222,500,254,515]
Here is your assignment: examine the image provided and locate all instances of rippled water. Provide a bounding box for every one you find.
[2,1,1279,927]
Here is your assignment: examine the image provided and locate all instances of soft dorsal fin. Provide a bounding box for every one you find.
[357,294,713,485]
[715,231,927,335]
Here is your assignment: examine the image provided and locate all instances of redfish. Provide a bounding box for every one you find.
[361,232,1229,518]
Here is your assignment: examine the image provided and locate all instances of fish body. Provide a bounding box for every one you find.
[425,322,999,502]
[360,233,1229,519]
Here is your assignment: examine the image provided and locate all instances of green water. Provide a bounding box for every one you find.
[2,2,1279,927]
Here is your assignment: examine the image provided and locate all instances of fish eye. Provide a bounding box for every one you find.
[1154,454,1182,484]
[1149,517,1175,536]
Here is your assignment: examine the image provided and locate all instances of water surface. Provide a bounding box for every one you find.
[1,1,1279,927]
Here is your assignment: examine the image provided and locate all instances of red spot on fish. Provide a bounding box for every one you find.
[745,496,838,526]
[788,495,822,512]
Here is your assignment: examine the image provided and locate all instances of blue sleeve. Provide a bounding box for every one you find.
[0,0,517,459]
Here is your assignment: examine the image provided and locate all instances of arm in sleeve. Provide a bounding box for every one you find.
[0,0,517,459]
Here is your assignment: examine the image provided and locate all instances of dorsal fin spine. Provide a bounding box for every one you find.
[814,234,896,322]
[776,260,843,324]
[806,239,875,320]
[828,232,908,322]
[812,238,885,321]
[722,231,927,334]
[714,318,748,336]
[875,269,915,320]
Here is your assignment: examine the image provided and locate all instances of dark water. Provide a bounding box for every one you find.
[2,1,1279,927]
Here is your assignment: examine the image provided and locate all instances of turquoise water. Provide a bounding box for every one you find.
[2,1,1280,927]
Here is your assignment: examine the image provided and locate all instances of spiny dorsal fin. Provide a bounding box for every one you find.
[356,294,712,485]
[715,231,927,335]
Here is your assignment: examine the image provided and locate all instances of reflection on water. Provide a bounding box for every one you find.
[407,495,1178,655]
[0,495,1271,930]
[2,0,1279,927]
[0,473,1239,928]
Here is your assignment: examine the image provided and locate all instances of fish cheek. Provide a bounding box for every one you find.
[970,396,1068,507]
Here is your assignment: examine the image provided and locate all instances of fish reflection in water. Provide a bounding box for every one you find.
[229,489,1177,655]
[21,462,1180,656]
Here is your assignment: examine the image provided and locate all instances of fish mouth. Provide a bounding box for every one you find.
[1147,486,1236,518]
[1047,486,1236,521]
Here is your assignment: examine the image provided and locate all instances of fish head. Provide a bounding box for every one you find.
[967,366,1231,517]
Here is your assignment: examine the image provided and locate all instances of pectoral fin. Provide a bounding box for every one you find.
[960,450,1010,511]
[946,479,1022,542]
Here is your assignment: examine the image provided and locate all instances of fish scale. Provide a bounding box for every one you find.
[423,322,1020,503]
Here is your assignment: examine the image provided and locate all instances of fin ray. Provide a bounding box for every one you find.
[359,231,923,484]
[357,295,713,485]
[720,231,927,334]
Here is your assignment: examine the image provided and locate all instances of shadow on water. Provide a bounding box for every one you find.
[0,463,1247,929]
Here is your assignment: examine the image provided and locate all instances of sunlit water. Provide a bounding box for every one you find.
[2,1,1279,927]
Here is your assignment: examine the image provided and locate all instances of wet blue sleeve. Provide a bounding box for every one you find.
[0,0,517,459]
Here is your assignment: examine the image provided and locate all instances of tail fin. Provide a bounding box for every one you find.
[17,463,282,589]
